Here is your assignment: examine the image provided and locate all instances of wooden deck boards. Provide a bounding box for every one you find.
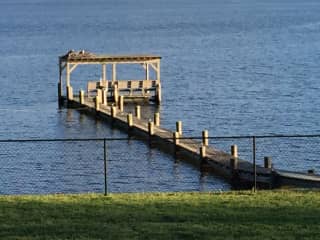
[66,97,320,188]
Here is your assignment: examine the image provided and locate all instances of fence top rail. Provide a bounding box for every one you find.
[0,134,320,143]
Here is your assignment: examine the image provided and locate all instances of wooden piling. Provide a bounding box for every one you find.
[173,132,180,145]
[66,86,73,101]
[111,106,117,117]
[119,95,124,112]
[156,82,162,104]
[58,83,62,102]
[264,157,272,169]
[200,146,206,163]
[231,145,238,158]
[79,90,84,104]
[102,89,108,105]
[127,113,133,127]
[202,130,208,146]
[148,121,154,136]
[95,97,100,111]
[114,84,119,104]
[154,112,160,126]
[230,157,238,170]
[176,121,182,136]
[135,105,141,119]
[97,89,102,104]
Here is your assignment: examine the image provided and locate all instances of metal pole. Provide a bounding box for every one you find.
[104,138,107,196]
[253,136,257,192]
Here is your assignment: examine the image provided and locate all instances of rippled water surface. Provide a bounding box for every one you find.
[1,0,320,193]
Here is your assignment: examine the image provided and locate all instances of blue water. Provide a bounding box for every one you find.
[1,0,320,193]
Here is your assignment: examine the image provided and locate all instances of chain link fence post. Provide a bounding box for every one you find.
[104,138,107,196]
[253,136,257,192]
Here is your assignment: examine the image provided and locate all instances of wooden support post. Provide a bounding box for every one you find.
[112,63,116,82]
[97,89,102,104]
[66,63,70,87]
[135,105,141,119]
[176,121,182,136]
[102,89,108,105]
[79,90,84,104]
[200,146,206,163]
[173,132,180,145]
[230,157,238,170]
[127,113,133,127]
[58,82,62,99]
[145,63,149,80]
[95,97,100,111]
[202,130,209,146]
[148,121,154,136]
[102,64,107,81]
[114,84,118,104]
[264,157,272,169]
[231,145,238,158]
[154,112,160,126]
[156,82,162,104]
[156,61,160,82]
[66,86,73,101]
[111,106,117,117]
[119,95,124,112]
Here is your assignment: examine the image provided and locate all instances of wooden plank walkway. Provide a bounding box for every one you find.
[67,96,278,188]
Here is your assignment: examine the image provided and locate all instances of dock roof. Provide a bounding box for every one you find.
[59,50,161,64]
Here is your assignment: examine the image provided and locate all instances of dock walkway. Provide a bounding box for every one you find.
[59,50,320,189]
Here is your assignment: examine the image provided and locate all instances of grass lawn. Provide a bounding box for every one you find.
[0,190,319,239]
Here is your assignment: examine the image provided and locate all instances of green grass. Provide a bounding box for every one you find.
[0,191,319,239]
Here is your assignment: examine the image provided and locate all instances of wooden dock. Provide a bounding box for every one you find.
[58,50,320,189]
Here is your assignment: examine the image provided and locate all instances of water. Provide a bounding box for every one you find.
[1,0,320,193]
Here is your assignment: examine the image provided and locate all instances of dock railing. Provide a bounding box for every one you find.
[0,134,319,195]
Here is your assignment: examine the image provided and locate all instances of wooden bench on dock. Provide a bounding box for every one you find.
[87,79,160,101]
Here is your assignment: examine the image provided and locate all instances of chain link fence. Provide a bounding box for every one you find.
[0,135,319,195]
